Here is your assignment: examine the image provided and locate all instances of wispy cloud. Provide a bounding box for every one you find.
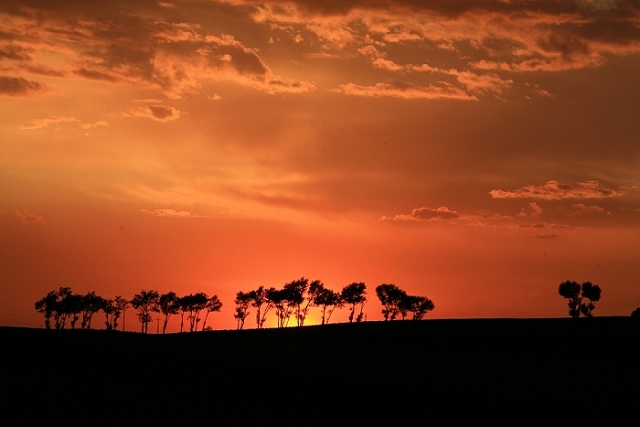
[572,203,610,215]
[80,121,109,129]
[490,181,625,200]
[19,116,79,130]
[15,209,43,224]
[335,81,477,100]
[388,206,460,222]
[141,209,210,218]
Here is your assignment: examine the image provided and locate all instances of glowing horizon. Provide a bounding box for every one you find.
[2,0,640,330]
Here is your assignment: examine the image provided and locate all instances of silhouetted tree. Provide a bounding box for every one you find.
[180,293,208,332]
[176,296,189,333]
[250,286,274,329]
[131,290,160,333]
[283,278,308,327]
[579,282,601,317]
[342,282,367,323]
[313,286,342,325]
[62,292,83,329]
[35,290,58,329]
[51,287,73,329]
[234,291,252,330]
[112,296,128,331]
[103,296,129,331]
[201,295,222,331]
[559,280,602,318]
[632,308,640,317]
[376,284,407,321]
[103,298,115,330]
[404,295,435,320]
[559,281,582,319]
[267,287,294,328]
[158,291,179,334]
[80,292,105,330]
[298,280,323,326]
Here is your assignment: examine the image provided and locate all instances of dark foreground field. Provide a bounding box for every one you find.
[2,318,639,423]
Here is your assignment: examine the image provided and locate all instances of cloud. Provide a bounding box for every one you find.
[572,203,610,215]
[19,116,79,130]
[0,44,32,61]
[141,209,209,218]
[490,181,625,200]
[392,206,459,222]
[517,202,542,218]
[0,75,48,96]
[15,209,43,224]
[335,81,477,100]
[74,68,121,83]
[80,121,109,129]
[126,104,181,122]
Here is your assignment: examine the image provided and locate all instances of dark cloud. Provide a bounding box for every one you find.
[0,75,47,96]
[74,68,121,82]
[0,44,32,60]
[148,104,177,120]
[262,0,639,17]
[126,104,181,122]
[490,181,625,200]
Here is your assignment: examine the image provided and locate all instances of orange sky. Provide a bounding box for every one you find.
[1,0,639,331]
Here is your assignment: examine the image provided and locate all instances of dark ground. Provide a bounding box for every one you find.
[1,318,639,424]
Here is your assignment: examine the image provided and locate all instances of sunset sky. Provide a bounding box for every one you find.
[1,0,639,331]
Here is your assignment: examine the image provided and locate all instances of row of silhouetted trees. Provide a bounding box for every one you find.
[34,280,436,332]
[34,288,222,333]
[231,279,435,330]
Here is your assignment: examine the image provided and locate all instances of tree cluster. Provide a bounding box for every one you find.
[233,279,366,329]
[375,284,435,321]
[35,288,222,333]
[34,287,128,331]
[558,280,602,318]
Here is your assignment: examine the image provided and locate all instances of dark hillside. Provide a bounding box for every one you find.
[2,318,639,423]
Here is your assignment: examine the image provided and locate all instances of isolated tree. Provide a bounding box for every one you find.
[558,281,582,319]
[313,286,343,325]
[558,280,602,318]
[35,290,58,329]
[579,282,601,317]
[342,282,367,323]
[632,308,640,317]
[376,284,407,321]
[158,291,179,334]
[131,290,160,333]
[234,291,252,330]
[201,295,222,331]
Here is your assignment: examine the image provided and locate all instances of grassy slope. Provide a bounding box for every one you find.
[2,318,639,423]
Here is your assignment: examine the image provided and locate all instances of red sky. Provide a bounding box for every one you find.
[1,0,639,331]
